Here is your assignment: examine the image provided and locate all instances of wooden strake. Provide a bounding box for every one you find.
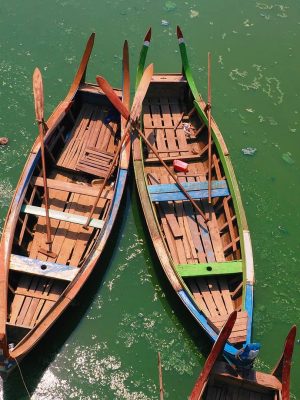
[0,33,130,376]
[189,314,296,400]
[132,26,257,365]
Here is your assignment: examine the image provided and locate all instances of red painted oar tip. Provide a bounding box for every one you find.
[144,27,152,42]
[177,26,183,39]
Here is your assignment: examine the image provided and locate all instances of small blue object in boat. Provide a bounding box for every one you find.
[235,342,261,368]
[105,109,120,124]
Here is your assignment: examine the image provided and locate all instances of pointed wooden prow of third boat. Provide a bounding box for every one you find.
[189,311,237,400]
[272,325,297,400]
[32,68,56,258]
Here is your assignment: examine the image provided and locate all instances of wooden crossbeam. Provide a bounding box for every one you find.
[175,260,243,277]
[148,179,229,202]
[10,254,78,282]
[21,204,104,229]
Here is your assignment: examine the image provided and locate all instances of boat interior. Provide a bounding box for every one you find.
[7,87,121,344]
[141,75,247,345]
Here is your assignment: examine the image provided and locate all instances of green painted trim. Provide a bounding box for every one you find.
[177,32,250,308]
[176,261,243,277]
[136,45,150,89]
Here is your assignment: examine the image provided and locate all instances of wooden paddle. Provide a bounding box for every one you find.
[32,68,56,257]
[207,52,212,206]
[158,352,164,400]
[189,311,237,400]
[82,43,150,229]
[96,74,208,222]
[65,32,95,103]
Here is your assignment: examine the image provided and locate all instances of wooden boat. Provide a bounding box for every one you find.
[0,33,131,375]
[130,26,258,366]
[189,312,296,400]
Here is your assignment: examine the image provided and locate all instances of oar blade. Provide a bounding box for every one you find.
[130,63,153,122]
[96,75,130,120]
[65,32,95,102]
[33,67,44,122]
[122,40,130,111]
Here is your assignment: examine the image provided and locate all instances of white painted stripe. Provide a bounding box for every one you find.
[21,204,104,229]
[243,230,254,284]
[144,41,150,47]
[178,38,185,44]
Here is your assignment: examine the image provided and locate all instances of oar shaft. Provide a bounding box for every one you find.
[136,127,207,221]
[38,122,52,249]
[83,130,129,229]
[158,352,164,400]
[207,52,212,205]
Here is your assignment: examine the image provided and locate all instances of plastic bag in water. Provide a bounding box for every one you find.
[242,147,257,156]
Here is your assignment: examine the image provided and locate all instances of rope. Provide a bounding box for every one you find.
[13,357,31,399]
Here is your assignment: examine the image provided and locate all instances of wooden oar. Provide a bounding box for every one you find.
[32,68,56,257]
[207,52,212,206]
[82,42,133,229]
[272,325,296,400]
[97,73,208,222]
[189,311,237,400]
[158,352,164,400]
[65,32,95,103]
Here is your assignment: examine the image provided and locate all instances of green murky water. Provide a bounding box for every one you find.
[0,1,299,398]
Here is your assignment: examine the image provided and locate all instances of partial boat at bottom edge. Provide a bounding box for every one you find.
[189,312,296,400]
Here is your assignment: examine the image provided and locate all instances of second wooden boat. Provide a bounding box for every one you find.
[0,34,131,375]
[190,312,296,400]
[131,27,258,366]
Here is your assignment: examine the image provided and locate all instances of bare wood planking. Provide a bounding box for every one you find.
[207,277,228,316]
[29,174,71,261]
[160,99,179,157]
[168,100,191,154]
[218,277,234,313]
[187,279,210,316]
[196,278,219,317]
[196,163,225,262]
[9,275,32,324]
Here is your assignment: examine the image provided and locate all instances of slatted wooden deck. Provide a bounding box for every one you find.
[57,103,118,175]
[143,96,246,344]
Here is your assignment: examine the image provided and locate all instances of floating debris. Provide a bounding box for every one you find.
[164,1,177,11]
[190,9,199,18]
[242,147,257,156]
[161,19,169,26]
[0,137,8,145]
[281,152,295,165]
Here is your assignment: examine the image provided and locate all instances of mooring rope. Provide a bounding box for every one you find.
[13,357,31,399]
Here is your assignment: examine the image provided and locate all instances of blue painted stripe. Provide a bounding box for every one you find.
[150,188,229,202]
[148,180,228,194]
[177,289,238,358]
[245,283,253,344]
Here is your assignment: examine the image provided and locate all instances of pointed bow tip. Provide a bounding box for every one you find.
[144,27,152,42]
[177,26,183,39]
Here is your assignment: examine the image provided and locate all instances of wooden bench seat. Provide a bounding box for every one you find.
[208,311,248,344]
[32,176,112,199]
[21,204,105,229]
[148,180,229,202]
[175,260,243,277]
[10,254,79,282]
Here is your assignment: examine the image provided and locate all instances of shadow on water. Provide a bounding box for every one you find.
[131,175,212,362]
[1,173,131,400]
